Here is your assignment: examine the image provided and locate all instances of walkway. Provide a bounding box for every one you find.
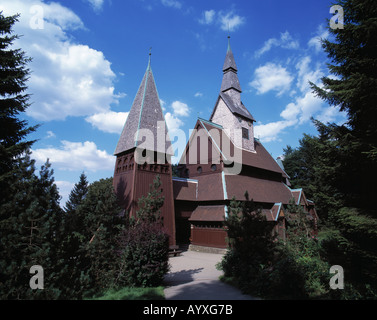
[163,249,257,300]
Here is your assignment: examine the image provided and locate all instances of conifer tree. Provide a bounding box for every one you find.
[311,0,377,210]
[64,172,89,214]
[0,13,37,201]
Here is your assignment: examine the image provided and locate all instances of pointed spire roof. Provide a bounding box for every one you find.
[221,36,242,93]
[114,53,172,156]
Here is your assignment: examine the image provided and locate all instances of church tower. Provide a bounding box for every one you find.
[210,37,255,152]
[113,53,176,246]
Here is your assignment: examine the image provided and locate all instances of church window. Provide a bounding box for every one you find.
[242,127,249,139]
[211,164,217,171]
[197,166,202,174]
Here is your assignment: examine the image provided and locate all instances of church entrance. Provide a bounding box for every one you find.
[175,217,191,246]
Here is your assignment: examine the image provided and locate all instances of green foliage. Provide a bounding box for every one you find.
[88,286,165,300]
[73,178,125,297]
[114,221,170,288]
[64,172,89,214]
[136,174,165,224]
[219,194,277,297]
[0,13,38,201]
[114,175,170,288]
[281,0,377,299]
[0,155,64,299]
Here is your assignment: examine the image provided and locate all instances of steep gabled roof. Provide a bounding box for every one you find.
[114,57,172,156]
[210,92,255,122]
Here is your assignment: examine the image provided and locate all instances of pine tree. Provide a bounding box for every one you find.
[0,13,37,202]
[73,178,124,297]
[64,172,89,214]
[311,0,377,210]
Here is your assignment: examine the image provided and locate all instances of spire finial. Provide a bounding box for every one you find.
[147,47,152,70]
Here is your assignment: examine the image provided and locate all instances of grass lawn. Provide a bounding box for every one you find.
[87,286,165,300]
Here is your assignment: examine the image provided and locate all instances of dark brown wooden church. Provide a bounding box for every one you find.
[113,40,318,252]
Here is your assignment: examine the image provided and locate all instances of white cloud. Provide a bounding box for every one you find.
[85,0,105,12]
[85,111,129,134]
[218,10,245,32]
[308,24,329,53]
[161,0,182,9]
[32,140,115,172]
[165,112,184,134]
[254,120,297,143]
[199,10,216,25]
[0,0,122,121]
[250,63,293,96]
[255,31,299,57]
[295,56,324,92]
[46,131,56,139]
[198,9,245,31]
[171,100,190,117]
[194,92,203,97]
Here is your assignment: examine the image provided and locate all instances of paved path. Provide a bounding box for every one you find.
[163,250,257,300]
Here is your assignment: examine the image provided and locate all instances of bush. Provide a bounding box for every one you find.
[114,221,170,287]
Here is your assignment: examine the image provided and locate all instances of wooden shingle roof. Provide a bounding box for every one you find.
[114,58,172,156]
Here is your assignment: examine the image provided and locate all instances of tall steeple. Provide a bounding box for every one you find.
[210,37,256,152]
[114,51,171,156]
[113,51,176,246]
[220,36,242,101]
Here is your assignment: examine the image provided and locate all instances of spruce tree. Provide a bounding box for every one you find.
[311,0,377,210]
[64,172,89,214]
[0,13,37,201]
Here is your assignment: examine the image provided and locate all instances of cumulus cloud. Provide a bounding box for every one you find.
[308,24,329,53]
[171,100,190,117]
[255,31,299,57]
[0,0,122,121]
[218,10,245,31]
[85,111,129,134]
[165,112,184,134]
[254,120,297,143]
[32,140,115,172]
[198,9,245,32]
[250,63,294,96]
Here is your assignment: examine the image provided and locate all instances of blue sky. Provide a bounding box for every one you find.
[1,0,347,206]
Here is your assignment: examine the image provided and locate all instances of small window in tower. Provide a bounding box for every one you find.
[197,166,202,174]
[242,127,249,139]
[211,164,217,171]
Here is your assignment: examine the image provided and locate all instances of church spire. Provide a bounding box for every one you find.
[114,51,171,156]
[220,36,242,94]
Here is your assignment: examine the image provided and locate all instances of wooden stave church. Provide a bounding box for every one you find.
[113,39,318,251]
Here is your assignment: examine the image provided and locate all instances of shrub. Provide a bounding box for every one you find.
[114,221,170,288]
